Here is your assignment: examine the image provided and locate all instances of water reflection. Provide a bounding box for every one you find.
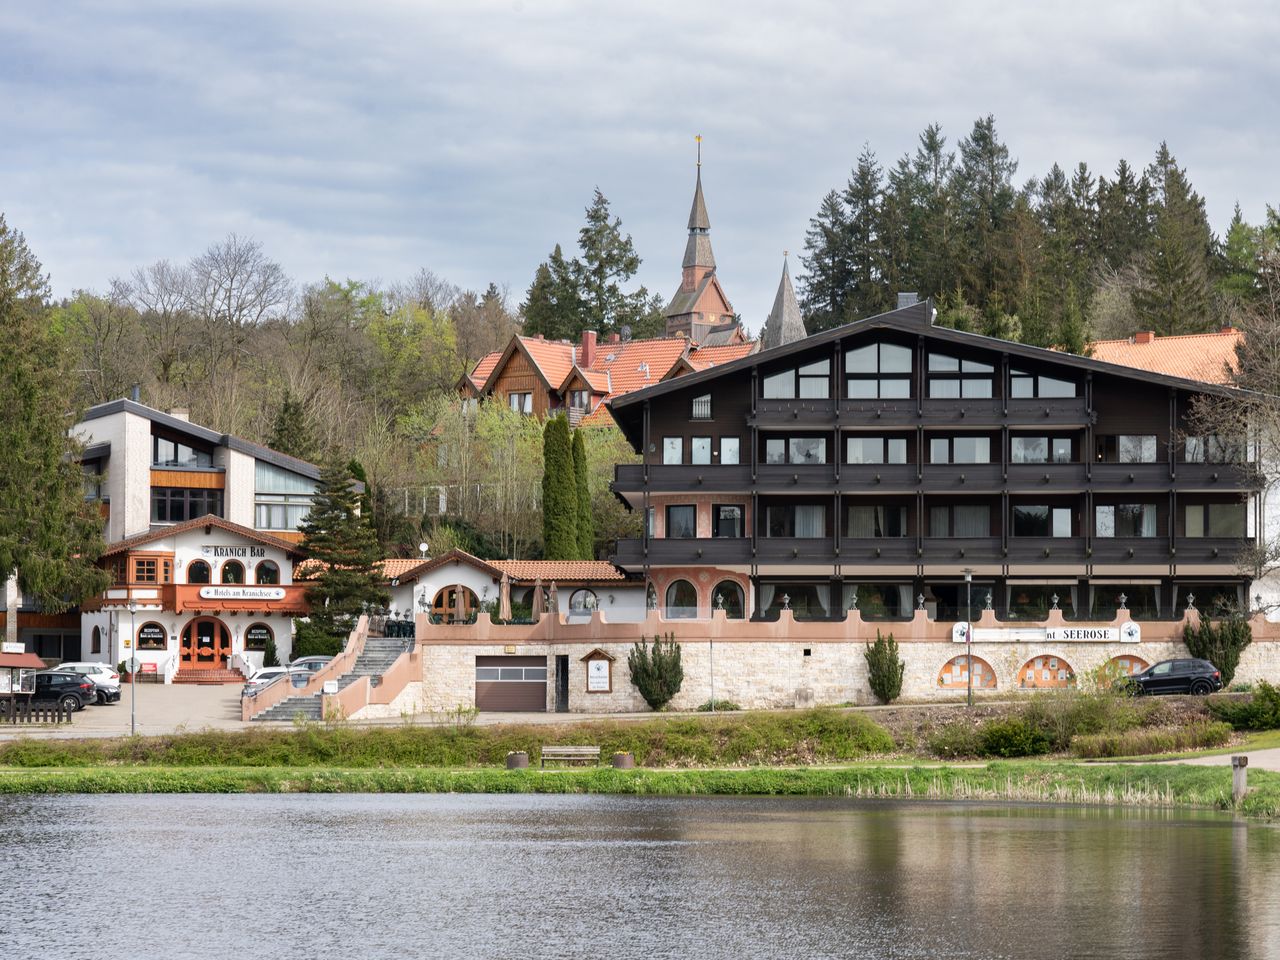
[0,795,1277,959]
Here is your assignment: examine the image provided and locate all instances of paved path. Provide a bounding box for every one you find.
[1167,746,1280,772]
[0,684,247,740]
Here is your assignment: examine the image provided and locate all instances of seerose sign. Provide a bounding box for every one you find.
[198,586,286,601]
[953,622,1141,643]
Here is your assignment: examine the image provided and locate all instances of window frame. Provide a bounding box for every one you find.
[664,504,697,540]
[844,342,913,399]
[662,437,683,465]
[845,436,908,465]
[927,353,994,399]
[929,435,992,464]
[711,504,745,539]
[719,436,740,465]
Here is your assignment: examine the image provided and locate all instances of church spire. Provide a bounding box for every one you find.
[683,136,714,270]
[762,253,807,349]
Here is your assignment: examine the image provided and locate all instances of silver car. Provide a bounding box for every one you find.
[57,661,122,705]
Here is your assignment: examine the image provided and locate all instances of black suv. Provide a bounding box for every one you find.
[32,671,96,711]
[1122,659,1223,696]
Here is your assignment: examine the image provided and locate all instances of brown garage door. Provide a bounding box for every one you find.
[475,656,547,712]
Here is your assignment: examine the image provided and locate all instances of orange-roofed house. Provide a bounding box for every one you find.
[1087,328,1243,385]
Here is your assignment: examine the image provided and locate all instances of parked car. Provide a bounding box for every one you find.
[1121,658,1223,696]
[56,662,122,704]
[31,671,96,711]
[241,666,289,698]
[287,656,333,688]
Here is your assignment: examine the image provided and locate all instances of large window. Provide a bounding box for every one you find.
[758,582,830,620]
[712,504,744,538]
[712,581,745,619]
[1096,504,1158,537]
[720,437,740,465]
[928,354,993,399]
[766,504,826,538]
[846,505,908,538]
[846,436,907,464]
[691,437,712,465]
[765,437,827,465]
[1011,436,1074,464]
[1185,503,1246,538]
[255,462,315,532]
[1097,435,1157,463]
[1012,505,1073,537]
[929,436,991,464]
[665,505,697,539]
[1184,435,1245,463]
[929,504,990,537]
[665,580,698,619]
[763,359,830,399]
[1010,370,1076,398]
[152,435,213,468]
[508,392,533,415]
[845,343,912,398]
[662,437,682,465]
[187,560,211,584]
[151,487,223,523]
[254,561,280,585]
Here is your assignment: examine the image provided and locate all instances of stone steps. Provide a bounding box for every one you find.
[251,637,409,721]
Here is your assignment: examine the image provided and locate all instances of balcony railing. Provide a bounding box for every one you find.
[837,538,917,563]
[920,537,1003,563]
[1006,463,1089,489]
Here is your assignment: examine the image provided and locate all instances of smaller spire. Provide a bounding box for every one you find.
[761,256,807,349]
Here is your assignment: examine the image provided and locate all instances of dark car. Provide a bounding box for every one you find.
[32,671,96,711]
[1122,658,1223,696]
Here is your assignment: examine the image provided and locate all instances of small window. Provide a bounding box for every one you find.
[662,437,682,465]
[221,560,245,584]
[691,394,712,420]
[846,436,907,465]
[930,436,991,464]
[187,560,211,585]
[691,437,712,465]
[665,505,697,539]
[712,505,744,538]
[1098,435,1157,463]
[568,589,598,613]
[720,437,740,465]
[789,437,826,465]
[255,561,280,585]
[133,558,158,583]
[508,392,533,415]
[665,580,698,618]
[91,625,101,655]
[1010,370,1076,398]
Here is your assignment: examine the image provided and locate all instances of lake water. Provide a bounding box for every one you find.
[1,794,1278,959]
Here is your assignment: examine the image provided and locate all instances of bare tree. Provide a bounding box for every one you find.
[129,259,193,391]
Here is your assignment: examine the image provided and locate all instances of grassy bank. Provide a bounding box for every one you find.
[2,762,1276,817]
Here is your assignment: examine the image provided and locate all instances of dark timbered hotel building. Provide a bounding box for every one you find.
[607,299,1262,626]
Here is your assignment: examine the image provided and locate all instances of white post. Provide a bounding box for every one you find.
[1233,755,1249,805]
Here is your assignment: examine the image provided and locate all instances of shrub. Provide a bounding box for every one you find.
[696,699,741,712]
[978,717,1052,757]
[1020,692,1143,751]
[1070,721,1232,758]
[262,637,280,668]
[864,630,905,704]
[1184,615,1252,687]
[927,723,983,759]
[628,633,683,710]
[1209,681,1280,730]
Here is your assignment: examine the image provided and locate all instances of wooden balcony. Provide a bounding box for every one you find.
[89,582,309,614]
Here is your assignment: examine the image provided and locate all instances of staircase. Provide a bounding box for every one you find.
[251,637,408,722]
[173,668,245,685]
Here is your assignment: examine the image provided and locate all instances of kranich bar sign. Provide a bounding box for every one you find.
[951,622,1141,643]
[198,586,287,601]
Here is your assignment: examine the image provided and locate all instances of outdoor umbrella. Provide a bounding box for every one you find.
[531,577,543,621]
[499,572,512,622]
[549,581,559,616]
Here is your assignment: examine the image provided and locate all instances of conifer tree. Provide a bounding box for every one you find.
[0,213,110,640]
[799,190,852,331]
[844,144,889,318]
[540,415,578,560]
[576,189,653,336]
[293,456,389,657]
[571,428,594,559]
[521,244,583,340]
[267,388,318,461]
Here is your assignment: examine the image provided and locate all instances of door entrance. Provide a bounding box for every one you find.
[181,618,231,670]
[555,655,569,712]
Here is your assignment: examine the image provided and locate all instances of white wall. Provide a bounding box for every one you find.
[410,561,501,614]
[220,448,257,528]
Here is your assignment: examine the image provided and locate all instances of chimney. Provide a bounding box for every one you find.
[1221,324,1237,334]
[533,333,545,340]
[130,383,141,402]
[607,333,621,344]
[1134,331,1156,344]
[897,292,920,309]
[168,407,190,422]
[581,329,597,369]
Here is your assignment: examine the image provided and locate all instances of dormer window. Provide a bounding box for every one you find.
[845,343,911,398]
[152,435,213,468]
[928,354,993,399]
[762,359,830,399]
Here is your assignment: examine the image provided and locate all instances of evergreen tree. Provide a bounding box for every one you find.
[908,123,960,300]
[521,244,583,340]
[576,189,652,336]
[844,144,889,317]
[571,428,594,559]
[0,213,110,637]
[266,388,318,461]
[1131,143,1216,334]
[953,114,1018,304]
[293,456,389,657]
[1218,205,1261,306]
[799,190,852,331]
[1097,158,1153,271]
[540,415,578,560]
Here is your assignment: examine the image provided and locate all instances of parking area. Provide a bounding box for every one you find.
[0,683,247,740]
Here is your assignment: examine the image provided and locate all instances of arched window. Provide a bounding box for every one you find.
[1017,655,1076,689]
[568,589,598,614]
[220,560,245,584]
[432,586,479,623]
[664,579,698,619]
[712,581,745,619]
[244,622,273,651]
[187,560,211,584]
[938,655,997,690]
[136,621,169,651]
[255,560,280,585]
[91,625,102,654]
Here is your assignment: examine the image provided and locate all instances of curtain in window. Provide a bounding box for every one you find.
[757,583,776,615]
[847,507,876,538]
[794,505,825,538]
[842,582,859,612]
[1140,505,1157,537]
[896,586,913,615]
[954,506,989,538]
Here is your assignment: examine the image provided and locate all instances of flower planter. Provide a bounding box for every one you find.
[611,752,635,770]
[506,751,529,770]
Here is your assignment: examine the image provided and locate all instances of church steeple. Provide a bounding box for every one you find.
[664,137,737,342]
[682,148,715,272]
[761,254,807,349]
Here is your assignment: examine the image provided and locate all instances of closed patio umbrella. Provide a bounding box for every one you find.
[531,577,543,621]
[499,572,512,622]
[549,581,560,616]
[454,583,465,623]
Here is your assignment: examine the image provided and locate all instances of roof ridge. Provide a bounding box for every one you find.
[1090,329,1241,344]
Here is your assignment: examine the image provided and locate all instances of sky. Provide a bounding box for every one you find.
[2,0,1277,336]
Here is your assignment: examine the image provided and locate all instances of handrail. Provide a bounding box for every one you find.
[241,616,370,721]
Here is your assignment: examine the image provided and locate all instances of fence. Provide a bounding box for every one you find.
[0,699,74,724]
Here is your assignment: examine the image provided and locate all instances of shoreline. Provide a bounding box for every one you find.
[3,762,1276,818]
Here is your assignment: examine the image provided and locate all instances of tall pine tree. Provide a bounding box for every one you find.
[572,428,594,560]
[844,144,889,317]
[267,388,318,461]
[521,244,583,340]
[799,190,852,331]
[541,415,578,560]
[0,213,110,640]
[293,456,388,657]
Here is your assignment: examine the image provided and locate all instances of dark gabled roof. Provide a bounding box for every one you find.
[607,300,1252,443]
[100,514,307,559]
[80,399,322,481]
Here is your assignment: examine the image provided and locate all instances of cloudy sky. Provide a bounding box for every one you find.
[2,1,1276,334]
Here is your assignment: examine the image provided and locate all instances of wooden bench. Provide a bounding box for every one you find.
[540,745,601,768]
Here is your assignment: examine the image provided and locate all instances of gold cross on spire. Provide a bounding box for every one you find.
[695,134,702,167]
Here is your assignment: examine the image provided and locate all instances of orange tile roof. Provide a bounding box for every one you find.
[591,338,690,395]
[518,336,577,389]
[490,559,628,582]
[578,404,617,428]
[468,351,502,389]
[687,341,758,370]
[382,558,428,579]
[1088,329,1242,385]
[102,515,307,557]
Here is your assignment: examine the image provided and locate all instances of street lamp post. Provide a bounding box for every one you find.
[127,598,139,736]
[962,568,974,708]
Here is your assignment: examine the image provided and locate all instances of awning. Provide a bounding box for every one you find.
[0,652,48,669]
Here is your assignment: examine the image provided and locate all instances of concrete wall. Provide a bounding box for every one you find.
[221,448,257,528]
